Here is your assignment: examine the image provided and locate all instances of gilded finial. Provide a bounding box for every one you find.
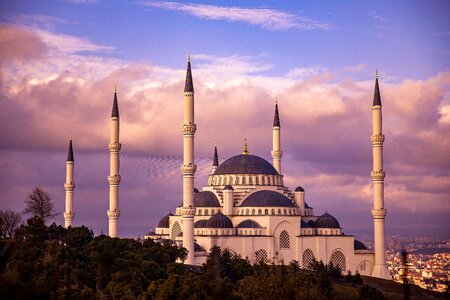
[188,53,191,62]
[376,70,378,79]
[242,138,249,155]
[114,84,117,93]
[275,97,278,104]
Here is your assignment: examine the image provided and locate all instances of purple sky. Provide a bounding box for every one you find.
[0,0,449,237]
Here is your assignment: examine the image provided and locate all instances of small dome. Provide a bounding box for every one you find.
[307,220,316,228]
[157,213,173,228]
[241,190,295,207]
[205,212,233,228]
[237,219,262,228]
[315,212,340,228]
[305,202,310,209]
[194,191,220,207]
[354,240,367,250]
[214,154,279,175]
[295,186,305,192]
[194,188,199,193]
[194,219,208,228]
[194,242,205,252]
[224,185,234,190]
[300,220,309,228]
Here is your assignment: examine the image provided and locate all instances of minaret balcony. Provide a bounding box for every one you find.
[182,123,197,135]
[109,142,122,151]
[371,170,386,181]
[107,209,121,218]
[271,150,283,158]
[180,207,196,216]
[181,163,197,175]
[64,212,75,220]
[372,208,387,218]
[370,134,385,145]
[108,175,121,185]
[64,183,75,190]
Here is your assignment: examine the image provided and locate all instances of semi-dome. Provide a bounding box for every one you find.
[194,191,220,207]
[194,219,208,228]
[240,190,295,207]
[157,213,172,228]
[194,242,205,252]
[237,219,262,228]
[307,220,316,228]
[205,212,233,228]
[315,212,340,228]
[354,240,368,250]
[300,220,309,228]
[224,185,234,190]
[295,186,305,192]
[213,154,279,175]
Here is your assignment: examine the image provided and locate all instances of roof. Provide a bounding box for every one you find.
[240,190,295,207]
[213,154,279,175]
[194,242,205,252]
[223,185,233,190]
[237,219,262,228]
[111,91,119,117]
[273,102,280,127]
[301,220,309,228]
[184,57,194,93]
[157,213,172,228]
[354,240,368,250]
[315,212,340,228]
[194,191,220,207]
[307,220,316,228]
[194,219,208,228]
[373,72,382,106]
[205,212,233,228]
[67,139,74,162]
[213,145,219,166]
[295,186,304,192]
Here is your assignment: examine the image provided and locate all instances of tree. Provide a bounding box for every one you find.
[23,187,58,223]
[0,210,22,238]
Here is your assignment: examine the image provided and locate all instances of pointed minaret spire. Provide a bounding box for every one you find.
[211,143,219,174]
[64,138,75,228]
[111,87,120,118]
[242,138,249,155]
[373,70,382,106]
[273,98,280,127]
[184,54,194,93]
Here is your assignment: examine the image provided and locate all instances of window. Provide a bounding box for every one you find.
[246,209,249,215]
[198,209,202,215]
[252,209,255,215]
[265,209,268,215]
[211,209,215,215]
[171,222,181,240]
[255,249,268,262]
[205,209,209,215]
[302,249,315,269]
[279,230,290,249]
[330,250,346,273]
[258,209,262,215]
[271,209,275,215]
[278,209,281,214]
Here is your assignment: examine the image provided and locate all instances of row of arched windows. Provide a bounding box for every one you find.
[301,249,346,272]
[197,208,221,216]
[210,174,283,186]
[237,208,298,216]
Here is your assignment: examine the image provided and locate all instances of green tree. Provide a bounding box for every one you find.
[23,187,58,223]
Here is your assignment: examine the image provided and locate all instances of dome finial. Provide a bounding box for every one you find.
[242,138,249,155]
[213,142,219,166]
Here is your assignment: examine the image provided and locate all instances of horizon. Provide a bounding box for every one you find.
[0,0,449,237]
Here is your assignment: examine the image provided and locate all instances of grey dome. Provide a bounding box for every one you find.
[205,212,233,228]
[301,220,309,228]
[194,191,220,207]
[241,190,295,207]
[307,220,316,228]
[194,219,208,228]
[237,219,262,228]
[157,213,172,228]
[305,202,310,209]
[315,212,340,228]
[213,154,279,175]
[224,185,234,190]
[354,240,367,250]
[194,242,205,252]
[295,186,305,192]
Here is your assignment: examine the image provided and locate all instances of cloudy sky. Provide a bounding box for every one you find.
[0,0,449,237]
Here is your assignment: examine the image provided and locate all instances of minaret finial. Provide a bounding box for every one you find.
[184,55,194,93]
[242,138,249,155]
[111,88,119,118]
[213,142,219,167]
[373,71,382,106]
[67,138,74,162]
[273,98,280,127]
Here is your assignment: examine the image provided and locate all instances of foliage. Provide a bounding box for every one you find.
[23,187,58,223]
[0,210,22,239]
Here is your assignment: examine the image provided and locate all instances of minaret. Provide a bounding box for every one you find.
[107,88,121,238]
[181,56,197,264]
[212,143,219,174]
[271,99,282,174]
[64,139,75,228]
[370,72,389,279]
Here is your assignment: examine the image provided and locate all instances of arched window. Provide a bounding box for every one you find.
[242,176,246,184]
[205,209,209,215]
[171,222,181,240]
[258,209,262,215]
[249,176,253,185]
[252,209,255,215]
[330,250,346,273]
[198,209,202,215]
[279,230,290,249]
[261,177,265,185]
[255,176,259,185]
[284,209,287,214]
[302,249,315,269]
[211,209,215,215]
[246,209,250,215]
[278,209,281,214]
[265,209,269,215]
[271,209,275,215]
[255,249,268,262]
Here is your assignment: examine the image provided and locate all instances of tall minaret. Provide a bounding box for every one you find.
[64,139,75,228]
[212,143,219,174]
[271,99,282,174]
[181,56,197,264]
[107,88,121,238]
[370,72,389,279]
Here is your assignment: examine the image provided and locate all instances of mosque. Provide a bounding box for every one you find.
[62,58,389,279]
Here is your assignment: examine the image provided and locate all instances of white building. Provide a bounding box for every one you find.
[146,59,389,278]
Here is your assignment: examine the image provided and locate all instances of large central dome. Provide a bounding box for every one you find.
[213,154,279,175]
